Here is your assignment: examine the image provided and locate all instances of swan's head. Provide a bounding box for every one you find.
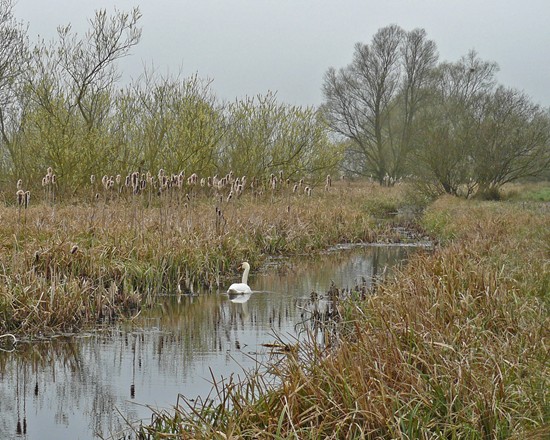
[238,262,250,271]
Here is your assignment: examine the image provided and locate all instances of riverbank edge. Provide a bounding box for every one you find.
[137,195,549,439]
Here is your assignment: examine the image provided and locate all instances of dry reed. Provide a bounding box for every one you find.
[137,194,549,439]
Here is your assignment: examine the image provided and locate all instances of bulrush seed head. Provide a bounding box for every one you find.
[16,189,25,206]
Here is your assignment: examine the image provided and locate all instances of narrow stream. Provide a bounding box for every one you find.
[0,244,421,439]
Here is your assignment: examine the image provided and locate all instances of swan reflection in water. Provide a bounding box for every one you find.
[228,291,253,303]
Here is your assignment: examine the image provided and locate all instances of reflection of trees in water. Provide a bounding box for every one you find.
[0,245,415,439]
[0,335,144,438]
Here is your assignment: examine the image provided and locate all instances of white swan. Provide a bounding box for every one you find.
[227,262,252,297]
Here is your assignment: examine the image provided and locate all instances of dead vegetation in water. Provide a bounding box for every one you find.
[136,196,549,439]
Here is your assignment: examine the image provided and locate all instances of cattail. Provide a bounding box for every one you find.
[24,191,30,208]
[326,174,332,188]
[304,186,312,196]
[46,167,53,177]
[299,178,304,187]
[115,174,121,185]
[51,174,56,184]
[42,177,48,187]
[70,245,78,254]
[90,174,96,184]
[293,183,298,193]
[226,191,233,202]
[16,179,22,190]
[16,189,25,206]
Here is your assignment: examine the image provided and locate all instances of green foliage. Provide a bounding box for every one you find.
[221,92,341,181]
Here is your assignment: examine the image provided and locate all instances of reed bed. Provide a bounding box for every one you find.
[137,195,549,439]
[0,180,410,335]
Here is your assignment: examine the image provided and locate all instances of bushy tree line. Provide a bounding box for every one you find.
[0,2,339,196]
[322,25,550,198]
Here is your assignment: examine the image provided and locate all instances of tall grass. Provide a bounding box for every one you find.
[137,195,549,439]
[0,180,410,335]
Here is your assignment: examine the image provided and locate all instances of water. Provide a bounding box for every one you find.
[0,245,420,439]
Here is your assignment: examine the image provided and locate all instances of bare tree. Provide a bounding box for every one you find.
[322,25,437,183]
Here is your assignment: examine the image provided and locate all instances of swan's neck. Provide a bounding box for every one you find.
[241,265,250,285]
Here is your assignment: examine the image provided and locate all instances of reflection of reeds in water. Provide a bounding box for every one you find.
[1,332,148,438]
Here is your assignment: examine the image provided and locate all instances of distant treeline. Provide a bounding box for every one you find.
[0,3,548,199]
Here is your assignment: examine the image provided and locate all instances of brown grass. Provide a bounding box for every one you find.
[137,195,549,439]
[0,180,411,335]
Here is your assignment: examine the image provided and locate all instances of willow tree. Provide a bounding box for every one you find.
[0,0,29,181]
[412,51,549,198]
[122,72,225,176]
[411,51,499,196]
[221,92,340,181]
[13,8,142,192]
[472,86,550,197]
[321,25,437,183]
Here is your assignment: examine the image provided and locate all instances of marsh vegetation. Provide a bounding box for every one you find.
[137,190,549,440]
[0,178,412,336]
[0,2,548,438]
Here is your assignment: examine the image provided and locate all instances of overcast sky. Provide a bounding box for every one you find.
[13,0,550,108]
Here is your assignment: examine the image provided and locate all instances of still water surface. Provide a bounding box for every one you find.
[0,245,419,439]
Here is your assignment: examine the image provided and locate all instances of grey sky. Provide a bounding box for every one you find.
[13,0,550,107]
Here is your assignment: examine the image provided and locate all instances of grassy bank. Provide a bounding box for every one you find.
[0,181,411,335]
[138,195,549,439]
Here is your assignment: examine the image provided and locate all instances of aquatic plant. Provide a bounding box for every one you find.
[137,195,549,439]
[0,179,409,336]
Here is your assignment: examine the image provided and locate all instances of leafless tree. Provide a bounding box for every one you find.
[322,25,437,183]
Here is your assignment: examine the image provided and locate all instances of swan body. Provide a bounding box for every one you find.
[227,262,252,296]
